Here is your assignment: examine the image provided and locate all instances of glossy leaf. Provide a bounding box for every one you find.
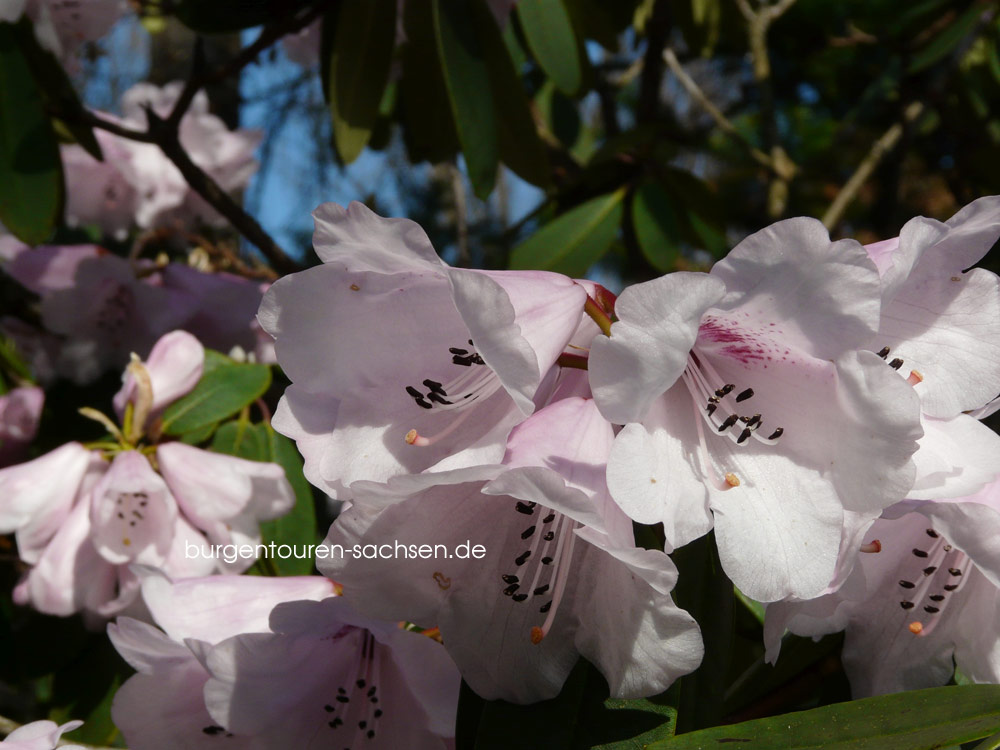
[325,0,396,163]
[651,685,1000,750]
[161,361,271,435]
[399,0,460,164]
[908,2,983,73]
[258,424,318,575]
[470,0,550,188]
[632,181,683,271]
[517,0,585,96]
[0,23,63,245]
[434,0,499,198]
[510,189,625,276]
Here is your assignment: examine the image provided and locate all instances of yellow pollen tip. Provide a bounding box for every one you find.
[349,283,360,291]
[530,626,545,645]
[122,538,131,546]
[405,429,419,445]
[908,621,923,635]
[332,582,344,596]
[725,472,741,487]
[907,370,924,386]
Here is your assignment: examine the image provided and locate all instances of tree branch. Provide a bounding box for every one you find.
[663,48,791,178]
[732,0,799,217]
[821,101,925,230]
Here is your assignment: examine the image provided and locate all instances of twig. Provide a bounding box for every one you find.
[821,101,925,230]
[144,109,299,275]
[732,0,799,217]
[663,48,787,177]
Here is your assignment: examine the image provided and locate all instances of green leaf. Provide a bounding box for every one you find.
[173,0,273,32]
[161,361,271,435]
[535,80,581,149]
[908,2,983,73]
[325,0,397,163]
[670,531,733,733]
[211,420,266,461]
[469,0,551,188]
[0,22,63,245]
[650,685,1000,750]
[632,181,683,272]
[13,20,102,161]
[517,0,585,96]
[434,0,499,198]
[399,0,460,164]
[259,426,317,576]
[457,660,677,750]
[176,420,219,446]
[510,189,625,276]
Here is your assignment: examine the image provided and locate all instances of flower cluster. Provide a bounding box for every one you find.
[0,240,270,384]
[260,197,1000,702]
[0,331,293,623]
[61,82,262,238]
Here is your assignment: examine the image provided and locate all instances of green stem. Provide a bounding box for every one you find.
[583,297,613,337]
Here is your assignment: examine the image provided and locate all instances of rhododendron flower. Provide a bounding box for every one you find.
[0,331,294,618]
[203,596,460,749]
[862,196,1000,419]
[108,573,336,749]
[0,385,43,466]
[3,0,126,61]
[113,329,204,423]
[62,129,138,240]
[260,201,588,498]
[593,219,923,602]
[322,397,703,703]
[109,573,457,750]
[0,719,85,749]
[765,502,1000,697]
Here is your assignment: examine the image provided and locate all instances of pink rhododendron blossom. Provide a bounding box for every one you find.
[113,329,204,421]
[765,504,1000,697]
[60,83,261,234]
[0,719,85,749]
[4,0,126,62]
[0,386,43,466]
[594,219,923,602]
[3,243,266,383]
[109,574,457,749]
[322,397,703,703]
[0,332,295,618]
[862,196,1000,418]
[260,201,588,499]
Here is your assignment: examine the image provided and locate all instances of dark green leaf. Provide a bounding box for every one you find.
[536,80,581,149]
[211,420,266,461]
[399,0,460,164]
[632,181,683,271]
[517,0,585,96]
[257,424,317,575]
[0,23,63,245]
[650,685,1000,750]
[176,420,219,446]
[470,0,551,188]
[173,0,274,32]
[161,362,271,435]
[510,189,624,275]
[434,0,499,198]
[908,2,983,73]
[670,531,733,733]
[325,0,397,163]
[13,20,102,161]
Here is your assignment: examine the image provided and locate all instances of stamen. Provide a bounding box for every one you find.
[906,370,924,386]
[889,358,904,370]
[908,621,923,634]
[860,540,881,553]
[877,346,890,359]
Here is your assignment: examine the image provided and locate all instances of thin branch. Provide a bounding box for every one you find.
[732,0,799,217]
[663,48,788,177]
[821,101,925,230]
[144,109,300,275]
